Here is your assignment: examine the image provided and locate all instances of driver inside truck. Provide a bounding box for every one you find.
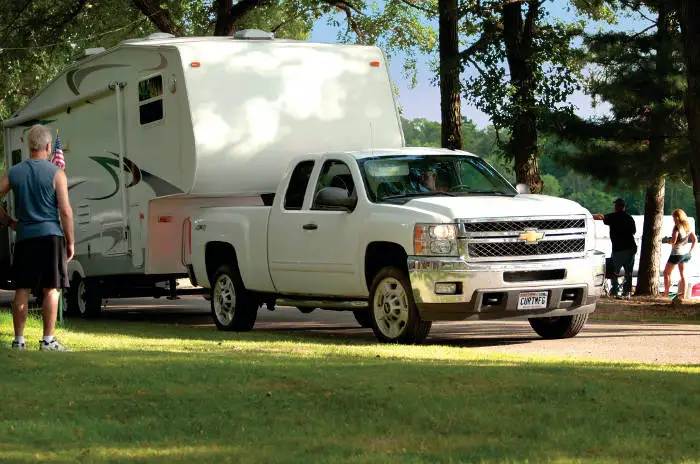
[419,170,437,191]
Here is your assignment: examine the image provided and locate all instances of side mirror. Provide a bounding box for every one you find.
[515,183,530,194]
[314,187,357,211]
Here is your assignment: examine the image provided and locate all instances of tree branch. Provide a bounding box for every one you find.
[131,0,183,36]
[459,19,502,61]
[396,0,434,15]
[271,6,325,33]
[466,56,487,78]
[318,0,368,42]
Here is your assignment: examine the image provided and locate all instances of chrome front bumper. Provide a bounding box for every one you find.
[407,251,606,321]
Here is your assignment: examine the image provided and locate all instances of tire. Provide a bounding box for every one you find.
[211,263,257,331]
[352,309,372,328]
[528,314,588,339]
[67,275,102,318]
[368,266,431,344]
[297,306,316,314]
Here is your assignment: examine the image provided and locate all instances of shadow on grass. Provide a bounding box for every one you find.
[1,346,699,463]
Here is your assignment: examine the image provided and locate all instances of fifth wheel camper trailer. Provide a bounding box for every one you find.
[1,30,404,317]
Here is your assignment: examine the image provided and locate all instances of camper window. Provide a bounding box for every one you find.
[138,75,164,125]
[284,161,315,210]
[11,149,21,166]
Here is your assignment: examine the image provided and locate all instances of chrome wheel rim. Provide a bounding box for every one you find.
[372,277,409,339]
[77,280,87,314]
[214,274,236,325]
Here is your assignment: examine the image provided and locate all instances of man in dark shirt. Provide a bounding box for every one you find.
[593,198,637,298]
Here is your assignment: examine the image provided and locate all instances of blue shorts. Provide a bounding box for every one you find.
[668,254,691,265]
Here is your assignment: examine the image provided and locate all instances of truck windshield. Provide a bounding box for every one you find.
[358,155,517,202]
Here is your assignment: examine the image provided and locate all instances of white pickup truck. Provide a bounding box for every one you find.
[186,147,606,344]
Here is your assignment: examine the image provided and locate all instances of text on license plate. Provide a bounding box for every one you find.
[517,291,548,310]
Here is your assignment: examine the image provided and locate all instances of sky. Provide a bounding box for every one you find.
[306,2,648,128]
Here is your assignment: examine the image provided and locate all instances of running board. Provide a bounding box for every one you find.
[276,298,368,311]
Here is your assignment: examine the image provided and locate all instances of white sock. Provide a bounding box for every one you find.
[43,336,55,344]
[14,336,25,344]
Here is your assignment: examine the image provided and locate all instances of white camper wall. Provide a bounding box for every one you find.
[178,41,404,196]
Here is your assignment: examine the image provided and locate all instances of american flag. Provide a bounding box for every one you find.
[51,131,65,169]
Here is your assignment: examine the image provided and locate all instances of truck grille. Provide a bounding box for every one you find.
[468,239,585,258]
[459,216,588,262]
[464,219,585,233]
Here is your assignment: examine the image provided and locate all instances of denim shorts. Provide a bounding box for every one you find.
[668,253,691,265]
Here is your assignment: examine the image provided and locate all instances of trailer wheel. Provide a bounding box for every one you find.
[211,264,257,331]
[67,275,102,318]
[528,314,588,339]
[368,267,431,344]
[352,309,372,328]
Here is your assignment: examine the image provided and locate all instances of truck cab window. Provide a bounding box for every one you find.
[138,75,164,125]
[313,160,355,210]
[284,160,315,210]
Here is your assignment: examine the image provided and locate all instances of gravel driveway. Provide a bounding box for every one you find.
[3,291,698,365]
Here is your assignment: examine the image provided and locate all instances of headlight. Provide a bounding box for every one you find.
[414,224,459,256]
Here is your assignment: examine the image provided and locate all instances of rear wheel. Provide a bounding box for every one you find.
[528,314,588,339]
[368,267,431,344]
[67,275,102,318]
[211,264,257,331]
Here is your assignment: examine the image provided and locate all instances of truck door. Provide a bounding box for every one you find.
[268,159,362,296]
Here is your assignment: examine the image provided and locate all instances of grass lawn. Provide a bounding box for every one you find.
[1,310,699,464]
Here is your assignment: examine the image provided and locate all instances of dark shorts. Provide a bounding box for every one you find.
[13,235,69,290]
[668,254,691,265]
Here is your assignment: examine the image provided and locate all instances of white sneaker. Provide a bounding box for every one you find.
[11,341,27,351]
[39,339,71,352]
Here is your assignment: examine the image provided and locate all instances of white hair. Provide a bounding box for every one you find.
[27,124,52,152]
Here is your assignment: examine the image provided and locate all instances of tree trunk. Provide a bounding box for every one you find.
[635,5,672,296]
[131,0,182,36]
[636,175,665,295]
[214,0,271,36]
[502,1,542,193]
[679,0,700,223]
[214,0,234,36]
[438,0,462,150]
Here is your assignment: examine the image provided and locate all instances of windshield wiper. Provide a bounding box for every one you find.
[462,190,514,195]
[380,191,457,201]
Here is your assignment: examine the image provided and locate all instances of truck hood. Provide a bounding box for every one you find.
[405,194,590,220]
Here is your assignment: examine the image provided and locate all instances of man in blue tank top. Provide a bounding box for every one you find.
[0,124,74,351]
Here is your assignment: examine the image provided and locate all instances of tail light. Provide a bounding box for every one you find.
[181,217,192,266]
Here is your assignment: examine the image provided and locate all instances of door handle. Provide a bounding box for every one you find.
[302,223,318,230]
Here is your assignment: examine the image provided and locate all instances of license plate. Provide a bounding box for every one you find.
[517,291,548,310]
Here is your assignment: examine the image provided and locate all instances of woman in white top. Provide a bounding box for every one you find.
[663,209,697,298]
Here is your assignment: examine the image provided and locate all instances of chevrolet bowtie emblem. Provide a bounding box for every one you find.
[519,230,544,243]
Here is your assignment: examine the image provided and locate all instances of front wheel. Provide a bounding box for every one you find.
[528,314,588,339]
[211,264,257,331]
[369,267,431,344]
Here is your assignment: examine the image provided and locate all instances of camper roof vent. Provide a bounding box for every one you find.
[72,47,105,61]
[232,29,274,40]
[146,32,176,40]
